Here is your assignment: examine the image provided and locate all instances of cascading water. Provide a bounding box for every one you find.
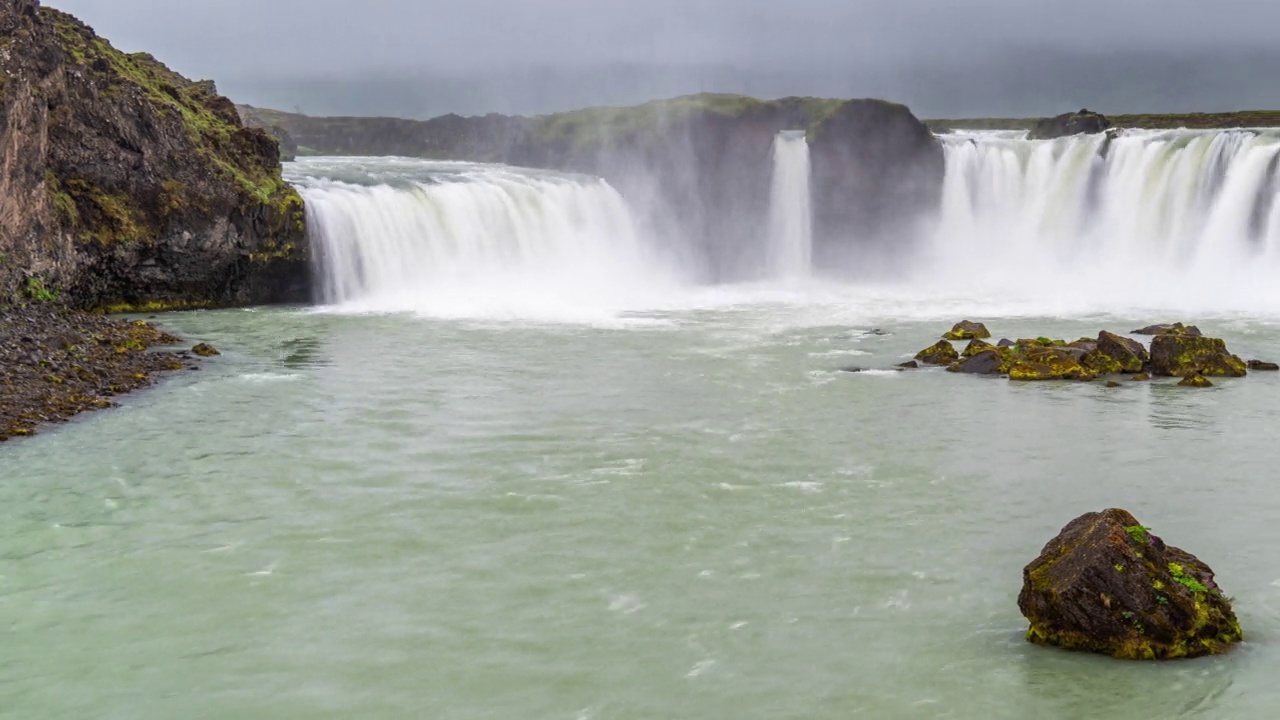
[928,128,1280,313]
[766,131,814,279]
[285,157,677,321]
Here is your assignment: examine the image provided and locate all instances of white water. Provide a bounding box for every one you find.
[766,131,814,279]
[286,157,679,323]
[928,128,1280,314]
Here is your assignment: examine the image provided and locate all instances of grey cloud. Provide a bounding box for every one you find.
[48,0,1280,118]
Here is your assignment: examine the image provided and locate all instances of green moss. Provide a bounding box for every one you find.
[1168,563,1210,593]
[1125,525,1151,544]
[97,298,215,315]
[24,276,58,302]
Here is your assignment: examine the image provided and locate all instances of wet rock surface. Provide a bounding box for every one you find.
[1019,509,1242,660]
[1149,335,1246,377]
[0,305,189,442]
[943,321,991,340]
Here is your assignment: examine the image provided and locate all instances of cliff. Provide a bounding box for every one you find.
[241,94,945,279]
[0,0,308,311]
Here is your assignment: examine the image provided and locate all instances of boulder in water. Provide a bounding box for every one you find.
[943,321,991,341]
[1096,331,1149,373]
[192,343,221,357]
[1179,374,1214,388]
[1149,335,1246,377]
[1028,109,1111,140]
[947,349,1005,375]
[961,339,995,358]
[915,340,959,365]
[1019,508,1242,660]
[1247,360,1280,371]
[1132,323,1203,337]
[1007,346,1095,381]
[1132,373,1151,381]
[898,360,920,369]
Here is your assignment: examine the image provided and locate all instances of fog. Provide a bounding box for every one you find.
[51,0,1280,118]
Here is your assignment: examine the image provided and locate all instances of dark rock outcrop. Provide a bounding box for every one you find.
[0,1,307,310]
[961,338,995,357]
[1028,109,1111,140]
[240,94,945,281]
[1020,509,1241,659]
[1247,360,1279,371]
[1149,335,1247,377]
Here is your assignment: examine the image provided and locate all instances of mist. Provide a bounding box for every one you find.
[50,0,1280,118]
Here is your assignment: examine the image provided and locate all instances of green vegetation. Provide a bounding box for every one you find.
[1125,525,1152,545]
[24,277,58,303]
[1168,563,1209,594]
[37,7,303,246]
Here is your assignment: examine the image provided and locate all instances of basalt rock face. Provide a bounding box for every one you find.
[1028,109,1112,140]
[240,94,945,281]
[0,1,308,310]
[1019,509,1242,660]
[809,99,945,264]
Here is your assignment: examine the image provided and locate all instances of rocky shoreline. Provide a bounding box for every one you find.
[0,305,204,442]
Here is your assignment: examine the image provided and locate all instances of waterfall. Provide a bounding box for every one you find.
[285,157,675,321]
[767,131,814,279]
[928,128,1280,312]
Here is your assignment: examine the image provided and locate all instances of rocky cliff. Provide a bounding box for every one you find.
[242,94,944,280]
[0,0,308,311]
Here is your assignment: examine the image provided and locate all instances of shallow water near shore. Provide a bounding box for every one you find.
[4,294,1280,718]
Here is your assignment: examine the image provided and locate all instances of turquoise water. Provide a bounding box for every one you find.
[3,302,1280,718]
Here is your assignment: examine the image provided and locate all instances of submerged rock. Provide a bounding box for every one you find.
[192,343,221,357]
[943,321,992,341]
[1106,381,1122,388]
[1247,360,1280,371]
[1132,373,1151,381]
[897,361,920,369]
[915,340,959,366]
[947,350,1005,375]
[1132,323,1203,337]
[1019,508,1242,660]
[1149,335,1246,377]
[1178,374,1214,388]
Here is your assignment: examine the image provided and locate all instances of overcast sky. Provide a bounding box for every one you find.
[48,0,1280,118]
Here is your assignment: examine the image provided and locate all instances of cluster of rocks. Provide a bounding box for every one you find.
[0,305,214,442]
[911,321,1275,387]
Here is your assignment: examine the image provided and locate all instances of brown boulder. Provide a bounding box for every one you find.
[1132,323,1202,337]
[1019,509,1242,660]
[1096,331,1149,373]
[1247,360,1280,371]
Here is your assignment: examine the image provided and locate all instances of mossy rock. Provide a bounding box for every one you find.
[915,340,959,366]
[961,339,995,358]
[1247,360,1280,371]
[1007,347,1096,381]
[1019,508,1242,660]
[1179,374,1214,388]
[943,320,991,341]
[1096,331,1149,373]
[1149,335,1246,377]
